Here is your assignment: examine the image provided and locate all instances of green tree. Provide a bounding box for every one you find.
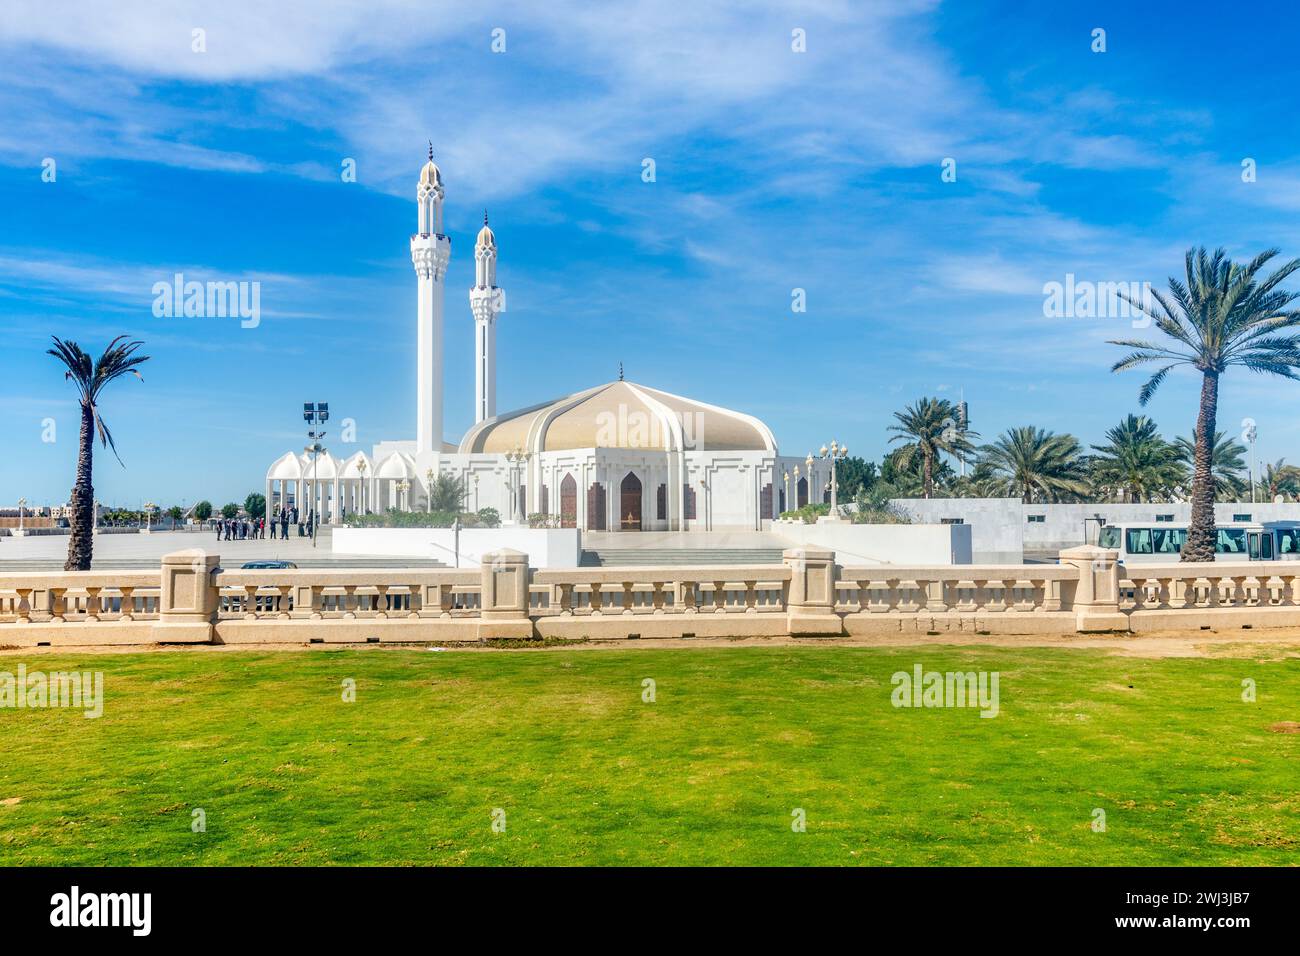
[193,500,213,521]
[166,505,184,528]
[1174,430,1247,501]
[978,426,1089,503]
[1110,247,1300,561]
[1088,414,1184,502]
[428,473,467,513]
[221,502,239,520]
[886,397,976,498]
[46,335,149,570]
[834,456,878,498]
[1259,459,1300,501]
[244,492,267,519]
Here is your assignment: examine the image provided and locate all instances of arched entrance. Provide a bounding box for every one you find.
[560,474,577,529]
[620,472,642,531]
[797,476,808,508]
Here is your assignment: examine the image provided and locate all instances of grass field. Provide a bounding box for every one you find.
[1,644,1297,866]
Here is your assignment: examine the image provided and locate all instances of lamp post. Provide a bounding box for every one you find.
[304,401,329,548]
[16,497,25,536]
[1243,418,1258,504]
[505,447,529,524]
[357,458,368,514]
[792,465,800,508]
[815,440,850,521]
[473,473,480,512]
[144,501,156,533]
[397,479,410,511]
[425,468,435,514]
[782,471,790,515]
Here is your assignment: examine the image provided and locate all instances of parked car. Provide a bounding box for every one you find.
[240,560,298,569]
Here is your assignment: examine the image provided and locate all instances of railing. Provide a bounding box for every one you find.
[1,546,1293,646]
[0,572,161,625]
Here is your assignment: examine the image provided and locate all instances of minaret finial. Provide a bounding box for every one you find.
[427,140,433,162]
[483,208,489,226]
[619,361,624,382]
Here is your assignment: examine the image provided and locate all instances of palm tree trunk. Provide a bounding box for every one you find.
[1184,371,1219,563]
[923,450,933,498]
[64,402,95,571]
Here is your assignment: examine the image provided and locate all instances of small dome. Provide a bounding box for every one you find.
[419,159,442,189]
[476,210,495,249]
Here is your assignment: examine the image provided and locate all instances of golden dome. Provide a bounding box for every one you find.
[458,381,776,455]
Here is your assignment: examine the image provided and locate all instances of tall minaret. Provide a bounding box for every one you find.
[469,210,504,423]
[410,144,451,454]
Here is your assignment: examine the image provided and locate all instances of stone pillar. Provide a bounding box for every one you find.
[1059,545,1128,632]
[784,547,843,636]
[478,548,533,640]
[153,549,221,643]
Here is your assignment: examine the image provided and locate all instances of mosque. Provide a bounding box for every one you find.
[264,150,825,531]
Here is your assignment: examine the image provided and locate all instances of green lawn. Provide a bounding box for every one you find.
[0,644,1297,865]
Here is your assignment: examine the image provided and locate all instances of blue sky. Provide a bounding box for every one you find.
[4,0,1300,508]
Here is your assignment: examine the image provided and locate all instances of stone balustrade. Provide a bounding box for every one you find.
[0,546,1293,647]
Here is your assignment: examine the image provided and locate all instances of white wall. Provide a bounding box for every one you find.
[332,527,582,568]
[774,520,972,565]
[889,498,1300,560]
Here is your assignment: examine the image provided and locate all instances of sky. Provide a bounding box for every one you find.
[3,0,1300,509]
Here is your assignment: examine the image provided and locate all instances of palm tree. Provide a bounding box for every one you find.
[1174,430,1247,500]
[887,397,976,498]
[428,473,467,513]
[1109,247,1300,561]
[1088,414,1183,502]
[47,336,149,570]
[978,426,1089,503]
[1259,458,1300,501]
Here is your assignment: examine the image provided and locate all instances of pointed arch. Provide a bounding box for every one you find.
[620,472,643,531]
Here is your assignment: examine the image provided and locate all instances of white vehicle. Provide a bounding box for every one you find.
[1095,521,1289,564]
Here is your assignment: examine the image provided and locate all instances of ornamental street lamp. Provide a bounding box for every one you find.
[792,465,801,508]
[16,497,25,535]
[425,468,435,513]
[357,458,368,514]
[304,401,329,548]
[473,473,480,512]
[397,479,410,511]
[816,440,850,520]
[782,471,790,515]
[505,448,529,524]
[144,501,156,533]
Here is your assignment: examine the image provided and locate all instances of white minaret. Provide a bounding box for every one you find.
[410,144,451,454]
[469,210,504,423]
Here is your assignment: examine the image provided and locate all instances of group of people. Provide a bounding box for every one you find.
[213,507,317,542]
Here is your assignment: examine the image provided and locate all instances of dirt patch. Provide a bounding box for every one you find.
[1268,722,1300,734]
[1,797,21,807]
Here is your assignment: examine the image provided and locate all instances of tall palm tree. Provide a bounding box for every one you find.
[47,336,149,570]
[1174,430,1247,501]
[887,397,976,498]
[1109,247,1300,561]
[428,473,467,512]
[978,426,1089,503]
[1088,414,1183,502]
[1259,458,1300,501]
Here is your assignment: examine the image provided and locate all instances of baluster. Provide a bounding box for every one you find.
[652,582,666,613]
[1000,579,1017,613]
[1156,576,1171,609]
[1129,577,1147,611]
[1182,577,1199,609]
[559,582,574,616]
[15,588,32,624]
[925,579,948,613]
[622,581,635,615]
[744,580,758,613]
[971,580,988,612]
[1281,574,1296,607]
[243,585,259,619]
[1231,575,1247,607]
[682,580,697,614]
[590,583,603,614]
[118,586,135,621]
[49,588,67,623]
[713,580,727,613]
[83,586,101,622]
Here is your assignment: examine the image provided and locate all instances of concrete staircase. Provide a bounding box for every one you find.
[580,547,785,567]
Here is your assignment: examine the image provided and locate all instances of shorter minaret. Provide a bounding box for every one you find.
[469,210,504,423]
